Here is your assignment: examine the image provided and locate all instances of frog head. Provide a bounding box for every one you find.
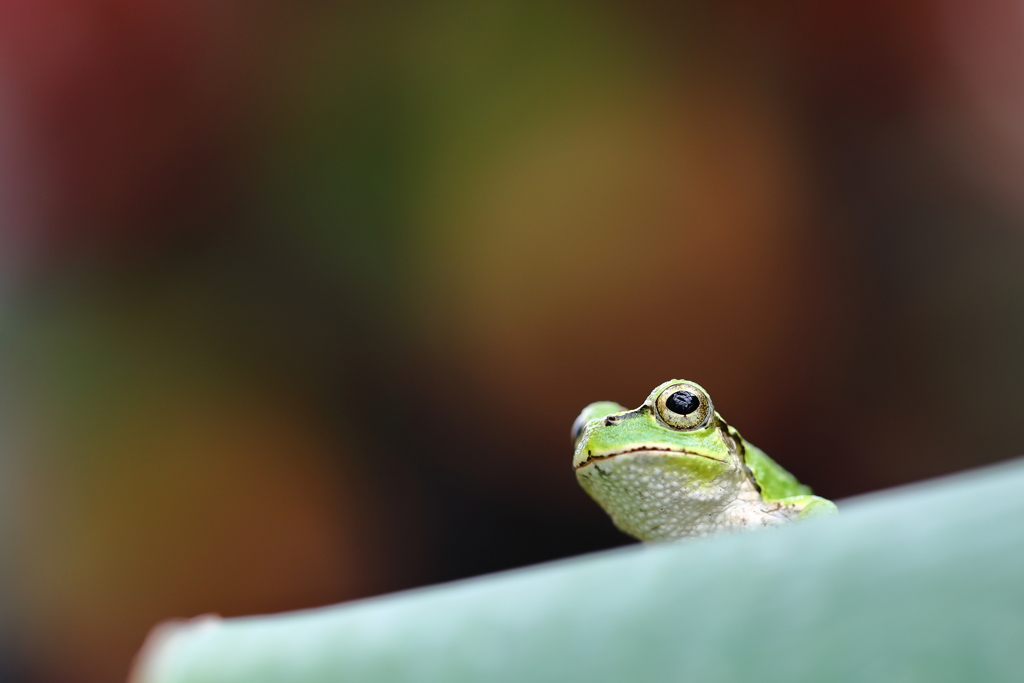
[572,379,754,540]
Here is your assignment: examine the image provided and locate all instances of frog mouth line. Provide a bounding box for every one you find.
[574,446,726,470]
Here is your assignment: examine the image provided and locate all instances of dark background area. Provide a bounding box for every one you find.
[2,1,1024,681]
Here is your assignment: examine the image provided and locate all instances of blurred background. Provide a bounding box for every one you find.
[2,0,1024,680]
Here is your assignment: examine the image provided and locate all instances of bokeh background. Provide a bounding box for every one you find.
[2,0,1024,681]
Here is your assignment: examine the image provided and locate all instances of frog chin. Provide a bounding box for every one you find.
[574,449,734,497]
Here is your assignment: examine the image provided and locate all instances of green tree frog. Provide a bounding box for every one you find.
[572,379,836,542]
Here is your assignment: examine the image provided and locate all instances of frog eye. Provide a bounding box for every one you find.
[655,382,713,430]
[571,412,588,446]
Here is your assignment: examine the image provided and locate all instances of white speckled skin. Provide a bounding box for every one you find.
[576,452,797,541]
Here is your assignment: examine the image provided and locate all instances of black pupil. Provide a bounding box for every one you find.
[666,390,700,415]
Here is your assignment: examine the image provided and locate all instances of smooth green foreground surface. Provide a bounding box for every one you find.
[132,459,1024,683]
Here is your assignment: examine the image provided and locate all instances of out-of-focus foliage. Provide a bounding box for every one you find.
[1,0,1024,681]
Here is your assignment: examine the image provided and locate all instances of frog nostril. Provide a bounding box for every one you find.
[604,416,617,426]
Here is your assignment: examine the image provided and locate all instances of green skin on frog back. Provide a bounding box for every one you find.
[572,379,836,542]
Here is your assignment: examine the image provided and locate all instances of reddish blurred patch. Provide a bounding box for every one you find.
[0,0,258,255]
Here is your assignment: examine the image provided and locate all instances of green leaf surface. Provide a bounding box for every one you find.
[132,458,1024,683]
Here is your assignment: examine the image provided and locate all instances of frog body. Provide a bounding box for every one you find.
[572,380,836,542]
